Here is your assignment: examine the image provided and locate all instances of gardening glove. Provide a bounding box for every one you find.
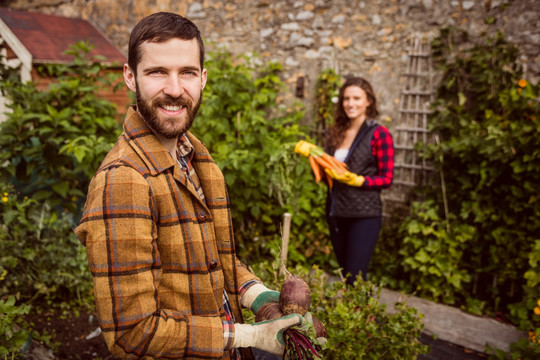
[294,140,318,158]
[325,168,365,187]
[233,314,303,355]
[241,283,280,314]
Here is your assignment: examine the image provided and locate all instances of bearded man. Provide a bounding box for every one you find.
[75,12,308,360]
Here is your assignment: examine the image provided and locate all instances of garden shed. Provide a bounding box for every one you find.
[0,7,129,121]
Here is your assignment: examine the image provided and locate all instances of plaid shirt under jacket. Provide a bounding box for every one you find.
[75,107,258,359]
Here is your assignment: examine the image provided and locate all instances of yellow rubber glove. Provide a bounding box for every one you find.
[294,140,318,158]
[325,168,365,187]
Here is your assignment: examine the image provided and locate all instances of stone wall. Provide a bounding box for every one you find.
[4,0,539,127]
[3,0,539,208]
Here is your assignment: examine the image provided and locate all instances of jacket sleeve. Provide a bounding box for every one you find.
[364,126,394,189]
[75,165,226,359]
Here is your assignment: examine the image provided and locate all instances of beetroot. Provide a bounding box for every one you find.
[279,275,311,316]
[255,275,325,359]
[255,302,283,322]
[312,316,327,338]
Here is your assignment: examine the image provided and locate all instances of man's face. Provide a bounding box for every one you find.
[123,38,207,139]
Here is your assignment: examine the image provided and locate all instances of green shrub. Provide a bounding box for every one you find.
[397,200,475,305]
[194,49,333,270]
[0,297,30,358]
[0,184,92,306]
[251,261,428,359]
[373,26,540,332]
[426,27,539,318]
[0,41,122,220]
[312,68,342,144]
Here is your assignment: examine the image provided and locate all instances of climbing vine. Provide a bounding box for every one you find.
[312,68,342,145]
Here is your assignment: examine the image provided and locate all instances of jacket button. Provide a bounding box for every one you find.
[209,260,218,270]
[198,215,206,222]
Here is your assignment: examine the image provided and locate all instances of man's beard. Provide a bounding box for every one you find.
[136,88,202,139]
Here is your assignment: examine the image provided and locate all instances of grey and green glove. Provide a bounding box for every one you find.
[241,283,280,314]
[233,314,303,355]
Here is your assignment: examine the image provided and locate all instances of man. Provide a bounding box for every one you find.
[75,12,304,359]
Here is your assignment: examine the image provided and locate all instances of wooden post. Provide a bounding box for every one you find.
[279,213,292,276]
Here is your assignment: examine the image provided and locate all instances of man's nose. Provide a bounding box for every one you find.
[164,76,185,98]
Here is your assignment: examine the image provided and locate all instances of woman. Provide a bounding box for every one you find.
[324,77,394,285]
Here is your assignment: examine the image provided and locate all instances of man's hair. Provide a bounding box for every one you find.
[127,12,205,75]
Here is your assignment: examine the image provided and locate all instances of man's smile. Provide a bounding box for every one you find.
[160,104,186,114]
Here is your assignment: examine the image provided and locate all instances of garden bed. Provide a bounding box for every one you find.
[25,309,112,360]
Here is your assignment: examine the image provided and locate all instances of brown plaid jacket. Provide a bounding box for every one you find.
[75,107,258,359]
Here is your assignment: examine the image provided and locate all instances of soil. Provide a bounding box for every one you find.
[22,308,490,360]
[25,309,115,360]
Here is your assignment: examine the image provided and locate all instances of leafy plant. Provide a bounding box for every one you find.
[425,26,540,319]
[193,49,332,270]
[312,68,342,144]
[0,297,30,358]
[371,27,539,351]
[0,41,122,220]
[252,262,429,359]
[0,184,92,306]
[397,200,474,304]
[488,301,540,360]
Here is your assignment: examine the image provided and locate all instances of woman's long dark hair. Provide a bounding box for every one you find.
[325,77,379,153]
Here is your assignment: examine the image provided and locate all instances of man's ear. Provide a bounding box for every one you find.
[201,68,207,91]
[123,64,137,92]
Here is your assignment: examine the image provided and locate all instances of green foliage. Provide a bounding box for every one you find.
[0,297,30,358]
[488,334,540,360]
[426,26,540,320]
[0,41,122,219]
[319,280,427,359]
[397,200,474,304]
[193,49,332,269]
[312,68,342,144]
[252,262,428,359]
[0,184,93,306]
[373,26,540,356]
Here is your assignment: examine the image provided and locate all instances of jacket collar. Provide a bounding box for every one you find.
[123,106,178,176]
[122,107,211,211]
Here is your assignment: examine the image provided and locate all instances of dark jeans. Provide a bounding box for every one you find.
[252,348,282,360]
[328,216,382,284]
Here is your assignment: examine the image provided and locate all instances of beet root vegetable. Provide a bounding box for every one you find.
[312,316,327,338]
[255,302,283,322]
[279,275,311,316]
[254,274,325,359]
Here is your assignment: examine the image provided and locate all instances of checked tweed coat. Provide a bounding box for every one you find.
[75,107,258,359]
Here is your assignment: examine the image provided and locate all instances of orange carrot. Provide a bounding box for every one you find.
[308,156,322,182]
[314,156,334,170]
[321,153,347,173]
[326,174,333,188]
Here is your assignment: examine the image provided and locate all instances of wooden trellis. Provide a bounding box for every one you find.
[389,35,435,203]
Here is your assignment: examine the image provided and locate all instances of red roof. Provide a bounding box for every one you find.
[0,7,126,65]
